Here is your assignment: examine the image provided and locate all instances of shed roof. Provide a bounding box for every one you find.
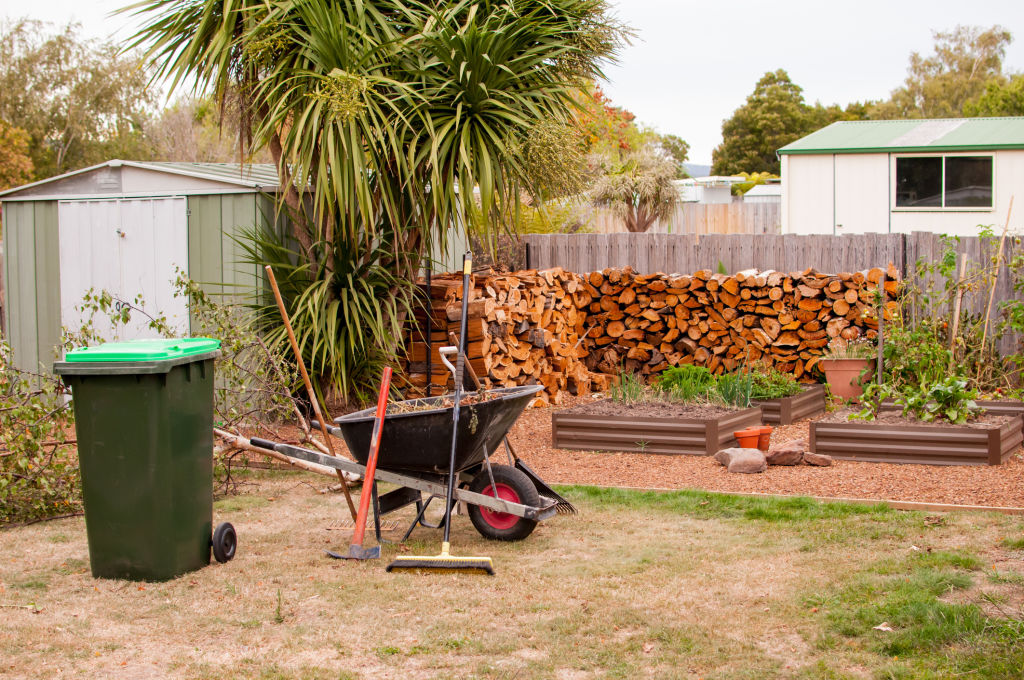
[778,117,1024,155]
[0,159,281,200]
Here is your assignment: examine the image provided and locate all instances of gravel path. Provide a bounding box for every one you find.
[506,398,1024,509]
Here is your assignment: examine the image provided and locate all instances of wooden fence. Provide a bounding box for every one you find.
[583,201,780,235]
[524,231,1023,357]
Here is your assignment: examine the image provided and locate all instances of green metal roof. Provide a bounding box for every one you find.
[778,117,1024,155]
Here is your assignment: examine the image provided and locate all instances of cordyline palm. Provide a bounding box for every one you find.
[125,0,623,402]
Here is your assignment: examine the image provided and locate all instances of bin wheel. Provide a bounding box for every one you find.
[468,465,539,541]
[212,522,237,563]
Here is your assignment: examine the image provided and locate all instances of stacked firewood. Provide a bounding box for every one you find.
[402,264,900,404]
[579,266,899,381]
[402,267,613,405]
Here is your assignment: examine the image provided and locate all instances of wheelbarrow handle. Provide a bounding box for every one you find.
[438,346,458,383]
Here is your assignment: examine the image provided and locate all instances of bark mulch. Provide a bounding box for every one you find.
[506,397,1024,509]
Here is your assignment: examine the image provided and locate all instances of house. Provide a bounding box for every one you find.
[778,117,1024,235]
[741,182,782,204]
[676,176,745,204]
[0,159,464,373]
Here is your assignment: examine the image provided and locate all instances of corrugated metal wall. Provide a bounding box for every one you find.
[2,201,62,372]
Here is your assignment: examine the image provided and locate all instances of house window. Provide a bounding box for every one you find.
[895,155,992,209]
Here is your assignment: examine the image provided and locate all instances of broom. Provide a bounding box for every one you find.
[386,253,494,575]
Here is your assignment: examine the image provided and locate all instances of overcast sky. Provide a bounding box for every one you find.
[12,0,1024,164]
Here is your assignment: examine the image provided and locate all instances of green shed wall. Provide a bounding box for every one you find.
[2,201,62,372]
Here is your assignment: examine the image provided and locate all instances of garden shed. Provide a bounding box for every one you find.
[1,159,465,374]
[779,117,1024,236]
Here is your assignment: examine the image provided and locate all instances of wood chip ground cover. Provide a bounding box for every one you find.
[511,397,1024,509]
[2,474,1023,679]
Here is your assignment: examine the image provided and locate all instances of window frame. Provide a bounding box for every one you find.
[891,153,995,213]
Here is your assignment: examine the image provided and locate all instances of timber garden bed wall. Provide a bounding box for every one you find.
[551,406,763,456]
[752,384,827,425]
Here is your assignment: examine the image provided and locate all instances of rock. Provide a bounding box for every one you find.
[802,452,834,467]
[765,439,806,466]
[713,447,767,474]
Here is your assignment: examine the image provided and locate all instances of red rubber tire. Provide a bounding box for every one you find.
[467,465,539,541]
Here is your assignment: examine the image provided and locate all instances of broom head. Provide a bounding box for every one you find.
[386,542,494,575]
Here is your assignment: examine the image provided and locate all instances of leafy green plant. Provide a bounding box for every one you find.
[657,364,716,401]
[748,364,802,400]
[0,335,78,524]
[854,377,981,425]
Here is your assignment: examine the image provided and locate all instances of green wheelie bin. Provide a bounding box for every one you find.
[54,338,235,581]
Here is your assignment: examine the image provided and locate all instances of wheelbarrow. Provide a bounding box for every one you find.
[252,381,574,542]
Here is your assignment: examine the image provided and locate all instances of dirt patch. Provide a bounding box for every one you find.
[822,409,1014,430]
[558,398,734,420]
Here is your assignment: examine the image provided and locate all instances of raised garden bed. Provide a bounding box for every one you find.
[752,384,827,425]
[810,411,1024,466]
[552,401,763,456]
[880,398,1024,438]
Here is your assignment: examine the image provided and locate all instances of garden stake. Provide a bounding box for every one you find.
[265,265,357,521]
[949,254,969,356]
[981,195,1013,354]
[387,253,495,575]
[327,367,391,560]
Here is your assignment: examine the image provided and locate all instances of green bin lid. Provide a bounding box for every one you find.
[64,338,221,363]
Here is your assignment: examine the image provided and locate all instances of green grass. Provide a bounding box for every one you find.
[999,535,1024,550]
[564,485,893,523]
[813,549,1024,679]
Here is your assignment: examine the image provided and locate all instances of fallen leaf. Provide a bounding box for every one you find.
[873,622,894,632]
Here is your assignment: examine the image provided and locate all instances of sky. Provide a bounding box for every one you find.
[10,0,1024,164]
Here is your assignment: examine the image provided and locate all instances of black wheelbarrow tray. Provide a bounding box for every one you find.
[252,384,574,542]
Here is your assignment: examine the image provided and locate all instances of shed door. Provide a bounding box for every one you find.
[59,198,190,341]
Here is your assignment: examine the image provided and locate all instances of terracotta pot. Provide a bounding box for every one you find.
[733,428,760,448]
[757,426,773,451]
[819,358,875,400]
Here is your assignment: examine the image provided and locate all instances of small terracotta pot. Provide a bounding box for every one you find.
[757,426,773,451]
[733,428,760,449]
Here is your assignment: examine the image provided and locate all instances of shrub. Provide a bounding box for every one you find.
[748,364,802,400]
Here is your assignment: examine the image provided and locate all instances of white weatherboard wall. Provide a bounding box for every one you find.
[59,198,190,341]
[784,150,1024,236]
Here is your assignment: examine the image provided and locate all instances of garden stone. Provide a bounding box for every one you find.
[714,447,767,474]
[766,439,806,466]
[802,452,834,467]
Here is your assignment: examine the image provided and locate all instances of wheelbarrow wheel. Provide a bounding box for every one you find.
[467,465,539,541]
[212,522,237,563]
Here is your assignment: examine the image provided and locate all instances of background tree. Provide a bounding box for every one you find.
[148,94,274,163]
[0,119,33,191]
[872,25,1012,119]
[648,132,690,178]
[591,151,679,233]
[711,70,813,176]
[0,19,156,180]
[964,74,1024,116]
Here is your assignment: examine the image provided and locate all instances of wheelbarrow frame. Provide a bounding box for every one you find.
[251,436,560,526]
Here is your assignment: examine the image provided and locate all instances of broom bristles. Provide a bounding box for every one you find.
[386,542,495,574]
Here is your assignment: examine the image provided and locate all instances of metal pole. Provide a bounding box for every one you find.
[877,273,885,387]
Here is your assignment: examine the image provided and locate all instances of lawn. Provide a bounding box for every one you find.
[1,471,1023,679]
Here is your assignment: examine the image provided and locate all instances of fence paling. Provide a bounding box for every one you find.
[523,232,1022,358]
[583,202,780,235]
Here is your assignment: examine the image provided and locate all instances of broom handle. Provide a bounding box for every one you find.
[442,253,472,546]
[265,265,358,521]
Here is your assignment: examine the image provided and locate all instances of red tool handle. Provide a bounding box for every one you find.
[351,366,392,547]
